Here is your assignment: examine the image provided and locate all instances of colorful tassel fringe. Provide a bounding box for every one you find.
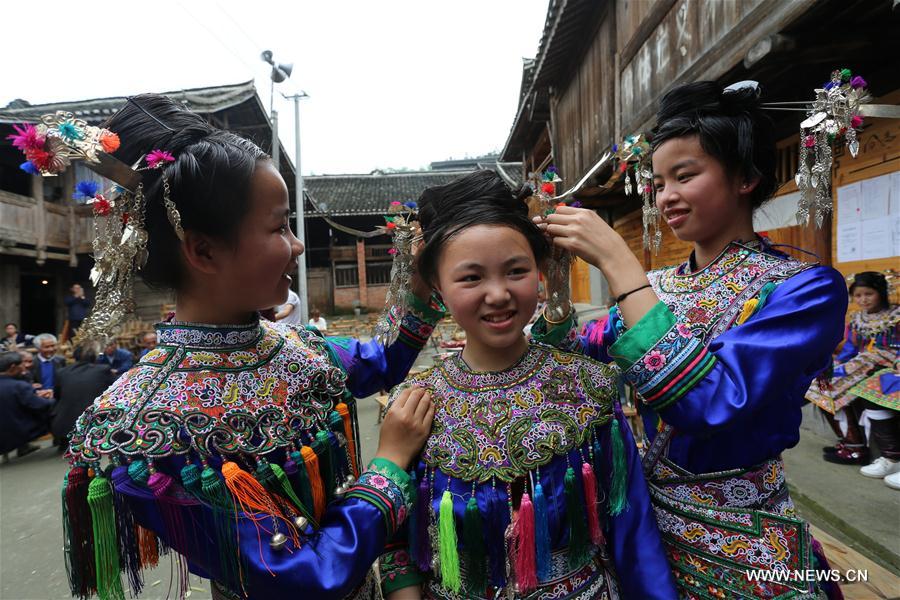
[201,466,242,592]
[462,495,487,593]
[288,451,316,521]
[609,418,630,516]
[87,475,125,600]
[438,490,461,592]
[314,431,335,502]
[300,446,326,520]
[581,462,604,545]
[65,466,97,598]
[485,487,507,588]
[335,402,359,476]
[514,493,538,594]
[110,466,143,596]
[147,470,190,599]
[532,482,552,582]
[564,466,590,568]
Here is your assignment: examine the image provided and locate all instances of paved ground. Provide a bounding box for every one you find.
[2,341,898,599]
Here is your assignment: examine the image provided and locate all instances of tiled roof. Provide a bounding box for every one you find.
[304,163,523,217]
[0,81,258,124]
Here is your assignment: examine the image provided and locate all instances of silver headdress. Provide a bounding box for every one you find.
[9,110,184,345]
[793,69,870,227]
[372,201,421,345]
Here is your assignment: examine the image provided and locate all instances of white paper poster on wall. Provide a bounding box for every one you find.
[860,175,891,221]
[891,172,900,216]
[860,218,893,260]
[836,222,862,262]
[837,182,862,223]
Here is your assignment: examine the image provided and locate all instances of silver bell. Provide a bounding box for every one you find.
[344,474,356,486]
[334,484,347,498]
[269,532,288,551]
[294,516,309,530]
[430,555,440,575]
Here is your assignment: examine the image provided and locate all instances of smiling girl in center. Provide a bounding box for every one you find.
[378,171,675,600]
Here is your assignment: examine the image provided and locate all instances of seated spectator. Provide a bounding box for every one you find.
[30,333,65,398]
[308,307,328,332]
[3,323,33,351]
[64,283,91,333]
[52,343,113,452]
[97,340,133,379]
[138,331,158,359]
[0,351,52,461]
[275,289,302,325]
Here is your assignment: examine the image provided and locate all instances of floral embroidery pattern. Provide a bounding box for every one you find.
[624,243,815,409]
[68,320,347,462]
[399,344,618,483]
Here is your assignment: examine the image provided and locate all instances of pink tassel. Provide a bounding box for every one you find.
[147,471,192,600]
[514,493,538,594]
[581,462,604,546]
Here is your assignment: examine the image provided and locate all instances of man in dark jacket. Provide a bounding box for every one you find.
[97,340,133,379]
[64,283,90,333]
[30,333,66,396]
[0,351,52,461]
[52,343,113,452]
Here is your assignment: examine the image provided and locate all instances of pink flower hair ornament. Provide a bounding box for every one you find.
[145,149,175,169]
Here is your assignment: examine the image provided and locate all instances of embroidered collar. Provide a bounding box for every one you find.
[416,344,617,482]
[156,318,263,349]
[850,305,900,339]
[682,237,767,276]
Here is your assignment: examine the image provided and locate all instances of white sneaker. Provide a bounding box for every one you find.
[860,456,900,478]
[885,470,900,490]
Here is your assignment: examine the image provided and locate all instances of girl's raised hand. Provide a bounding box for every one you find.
[375,387,434,470]
[533,206,622,269]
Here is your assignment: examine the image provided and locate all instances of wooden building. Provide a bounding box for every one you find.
[0,81,295,335]
[302,157,522,313]
[502,0,900,306]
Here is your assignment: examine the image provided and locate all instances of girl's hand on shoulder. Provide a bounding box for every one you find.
[375,387,434,470]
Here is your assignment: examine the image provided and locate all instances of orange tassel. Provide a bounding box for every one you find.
[336,403,358,477]
[301,446,326,520]
[221,461,298,547]
[136,525,159,568]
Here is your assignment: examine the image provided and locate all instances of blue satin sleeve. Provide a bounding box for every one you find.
[323,335,424,397]
[113,460,410,600]
[652,266,846,433]
[613,266,846,472]
[602,405,678,599]
[321,301,443,397]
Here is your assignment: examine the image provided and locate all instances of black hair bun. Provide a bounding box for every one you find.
[657,81,762,124]
[418,170,527,237]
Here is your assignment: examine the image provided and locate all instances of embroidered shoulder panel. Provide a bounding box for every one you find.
[69,320,347,462]
[412,344,618,483]
[648,243,816,342]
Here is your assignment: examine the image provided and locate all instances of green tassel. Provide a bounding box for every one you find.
[270,463,314,522]
[609,418,630,516]
[201,466,242,592]
[462,495,487,593]
[564,466,590,569]
[127,459,150,485]
[438,490,461,592]
[87,476,125,600]
[61,473,81,597]
[314,430,335,501]
[180,463,203,498]
[291,450,316,514]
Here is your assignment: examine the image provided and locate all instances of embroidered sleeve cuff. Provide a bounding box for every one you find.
[345,458,412,536]
[390,293,445,350]
[380,546,423,595]
[531,309,579,352]
[611,302,716,410]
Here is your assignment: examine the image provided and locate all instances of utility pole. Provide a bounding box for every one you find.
[284,91,310,324]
